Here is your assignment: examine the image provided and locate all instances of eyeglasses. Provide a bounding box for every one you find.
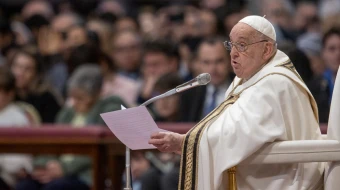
[223,40,268,52]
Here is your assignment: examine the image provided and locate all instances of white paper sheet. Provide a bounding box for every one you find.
[100,106,168,150]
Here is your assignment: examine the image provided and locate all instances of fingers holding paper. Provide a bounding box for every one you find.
[149,132,185,154]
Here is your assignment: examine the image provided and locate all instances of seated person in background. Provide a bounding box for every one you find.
[98,50,139,107]
[57,64,126,126]
[9,46,62,123]
[0,66,32,189]
[137,39,180,104]
[111,30,143,80]
[150,73,183,122]
[129,151,151,190]
[16,64,125,190]
[0,66,30,126]
[130,151,179,190]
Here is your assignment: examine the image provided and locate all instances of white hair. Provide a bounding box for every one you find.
[68,64,103,96]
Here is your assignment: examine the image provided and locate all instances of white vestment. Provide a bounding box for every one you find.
[179,50,324,190]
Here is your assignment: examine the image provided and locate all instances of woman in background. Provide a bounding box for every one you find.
[16,64,125,190]
[9,46,62,123]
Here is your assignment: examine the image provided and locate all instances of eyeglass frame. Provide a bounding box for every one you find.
[223,40,269,52]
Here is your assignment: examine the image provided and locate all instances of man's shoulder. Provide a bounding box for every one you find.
[255,74,296,89]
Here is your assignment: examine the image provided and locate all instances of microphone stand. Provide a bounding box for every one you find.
[124,89,177,190]
[123,73,210,189]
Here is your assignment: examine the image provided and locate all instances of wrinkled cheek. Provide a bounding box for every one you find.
[232,65,243,77]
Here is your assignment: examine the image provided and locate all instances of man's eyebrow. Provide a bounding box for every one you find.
[229,36,246,41]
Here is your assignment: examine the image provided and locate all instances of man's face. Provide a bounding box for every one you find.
[322,34,340,73]
[229,23,267,79]
[198,43,230,86]
[154,94,179,120]
[112,32,142,72]
[142,52,176,78]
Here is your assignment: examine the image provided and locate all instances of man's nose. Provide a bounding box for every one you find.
[230,46,239,59]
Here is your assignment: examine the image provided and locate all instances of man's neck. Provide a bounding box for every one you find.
[244,62,267,82]
[243,52,276,81]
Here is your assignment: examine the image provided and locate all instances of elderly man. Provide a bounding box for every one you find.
[149,15,324,190]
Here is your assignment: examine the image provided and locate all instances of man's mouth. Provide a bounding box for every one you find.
[232,60,239,67]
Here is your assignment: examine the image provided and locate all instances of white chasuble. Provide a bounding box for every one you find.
[179,50,324,190]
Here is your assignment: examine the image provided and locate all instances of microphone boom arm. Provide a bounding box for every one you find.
[140,89,177,107]
[140,72,211,106]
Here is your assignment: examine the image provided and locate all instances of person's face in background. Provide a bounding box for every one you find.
[115,17,138,32]
[96,0,126,17]
[184,11,202,37]
[200,0,225,10]
[68,88,96,114]
[154,94,180,121]
[223,9,249,35]
[51,14,80,56]
[142,52,177,79]
[131,152,150,180]
[65,26,88,50]
[11,53,37,89]
[198,43,230,86]
[21,0,54,21]
[138,11,156,36]
[51,14,77,33]
[86,20,112,53]
[200,10,217,37]
[112,32,142,72]
[294,2,317,32]
[261,0,292,31]
[168,9,186,42]
[322,34,340,74]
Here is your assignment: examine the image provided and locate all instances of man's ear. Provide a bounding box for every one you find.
[263,42,274,60]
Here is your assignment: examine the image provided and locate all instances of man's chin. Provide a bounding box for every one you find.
[234,73,243,78]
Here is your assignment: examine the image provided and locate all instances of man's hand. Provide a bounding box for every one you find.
[148,132,185,154]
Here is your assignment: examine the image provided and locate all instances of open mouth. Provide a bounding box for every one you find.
[232,60,239,66]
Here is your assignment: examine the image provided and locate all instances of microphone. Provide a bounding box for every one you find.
[140,73,211,106]
[175,73,211,92]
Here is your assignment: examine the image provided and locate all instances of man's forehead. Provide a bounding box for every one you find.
[229,23,257,41]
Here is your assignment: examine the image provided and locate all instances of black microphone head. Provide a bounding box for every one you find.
[197,73,211,85]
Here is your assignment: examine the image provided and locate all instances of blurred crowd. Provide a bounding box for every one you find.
[0,0,339,189]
